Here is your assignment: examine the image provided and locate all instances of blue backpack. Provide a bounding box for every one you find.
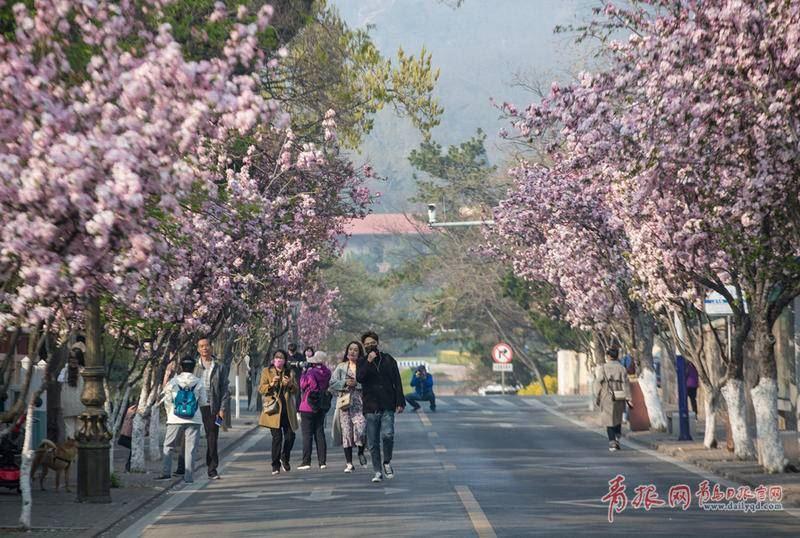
[174,383,199,419]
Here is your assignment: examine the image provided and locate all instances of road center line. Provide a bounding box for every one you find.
[455,485,497,538]
[118,429,266,537]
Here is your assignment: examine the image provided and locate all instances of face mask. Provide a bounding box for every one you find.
[365,343,378,353]
[273,358,286,369]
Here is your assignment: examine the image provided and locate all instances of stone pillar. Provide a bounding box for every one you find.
[76,296,111,503]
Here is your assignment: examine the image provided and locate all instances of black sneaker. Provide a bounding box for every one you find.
[155,475,173,481]
[281,460,290,472]
[358,452,368,466]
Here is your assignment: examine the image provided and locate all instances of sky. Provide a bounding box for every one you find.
[330,0,599,209]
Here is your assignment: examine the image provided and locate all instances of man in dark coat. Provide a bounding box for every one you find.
[197,337,230,479]
[356,331,405,483]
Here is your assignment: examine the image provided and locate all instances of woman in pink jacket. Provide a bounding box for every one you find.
[297,352,331,470]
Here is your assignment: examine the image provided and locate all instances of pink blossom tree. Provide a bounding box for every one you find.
[500,0,800,471]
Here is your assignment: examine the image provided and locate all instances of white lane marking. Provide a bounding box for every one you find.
[119,429,265,537]
[418,410,433,427]
[480,410,495,415]
[443,462,457,471]
[497,423,514,428]
[455,485,497,538]
[434,444,447,453]
[546,498,608,508]
[489,398,516,407]
[291,487,346,501]
[520,398,541,406]
[526,398,800,520]
[457,398,480,407]
[428,431,439,438]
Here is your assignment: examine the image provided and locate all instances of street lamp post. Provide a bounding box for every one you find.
[76,295,111,503]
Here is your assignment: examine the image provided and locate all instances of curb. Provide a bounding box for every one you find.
[84,420,260,538]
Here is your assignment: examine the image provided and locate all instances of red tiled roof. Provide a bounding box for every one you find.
[344,213,428,236]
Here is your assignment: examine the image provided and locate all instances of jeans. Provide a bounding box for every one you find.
[606,424,622,442]
[405,392,436,410]
[201,406,220,477]
[300,411,327,466]
[162,423,200,482]
[365,410,395,473]
[270,412,295,471]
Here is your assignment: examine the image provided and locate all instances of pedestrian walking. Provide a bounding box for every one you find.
[594,348,632,451]
[686,360,699,415]
[197,337,230,480]
[405,365,436,412]
[356,331,405,483]
[157,355,208,483]
[330,341,368,472]
[117,403,137,472]
[258,350,299,475]
[57,344,85,440]
[298,351,332,470]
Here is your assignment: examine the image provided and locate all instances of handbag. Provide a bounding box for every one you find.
[336,391,352,411]
[263,380,282,416]
[263,395,280,415]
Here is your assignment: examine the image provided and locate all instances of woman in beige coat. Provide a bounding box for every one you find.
[593,348,632,451]
[259,350,299,475]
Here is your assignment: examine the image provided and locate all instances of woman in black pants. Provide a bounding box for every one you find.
[297,352,332,469]
[258,350,299,475]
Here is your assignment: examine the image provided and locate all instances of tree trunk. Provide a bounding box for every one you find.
[148,399,161,462]
[701,380,720,449]
[18,391,36,529]
[721,379,756,459]
[109,384,132,475]
[129,364,152,473]
[634,314,667,431]
[751,377,785,472]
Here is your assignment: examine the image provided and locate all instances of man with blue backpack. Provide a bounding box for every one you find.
[157,355,208,483]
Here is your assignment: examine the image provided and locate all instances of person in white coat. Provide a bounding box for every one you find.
[157,355,208,483]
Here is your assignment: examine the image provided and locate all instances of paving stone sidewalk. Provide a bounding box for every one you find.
[539,394,800,509]
[0,412,259,536]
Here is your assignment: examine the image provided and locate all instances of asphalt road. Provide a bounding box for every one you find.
[118,396,800,537]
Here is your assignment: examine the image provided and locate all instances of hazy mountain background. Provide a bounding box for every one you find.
[330,0,600,211]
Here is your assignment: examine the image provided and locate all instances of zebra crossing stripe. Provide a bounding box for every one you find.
[488,398,516,407]
[457,398,480,407]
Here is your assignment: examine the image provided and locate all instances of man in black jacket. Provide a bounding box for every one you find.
[356,331,405,483]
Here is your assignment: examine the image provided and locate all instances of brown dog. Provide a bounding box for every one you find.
[31,438,78,492]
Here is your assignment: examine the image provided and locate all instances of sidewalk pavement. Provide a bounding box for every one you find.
[0,412,259,536]
[537,394,800,509]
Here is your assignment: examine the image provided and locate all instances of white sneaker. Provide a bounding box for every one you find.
[344,464,354,473]
[320,464,327,470]
[271,470,280,475]
[371,472,383,483]
[297,464,311,470]
[383,463,394,479]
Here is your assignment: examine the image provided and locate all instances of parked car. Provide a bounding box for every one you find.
[478,383,522,396]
